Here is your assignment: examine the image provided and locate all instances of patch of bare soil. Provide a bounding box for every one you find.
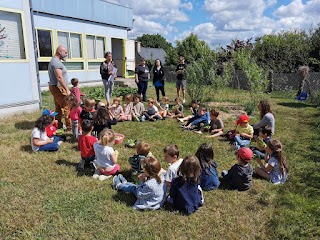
[205,101,247,120]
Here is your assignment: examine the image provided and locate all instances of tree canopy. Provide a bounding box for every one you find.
[136,34,172,52]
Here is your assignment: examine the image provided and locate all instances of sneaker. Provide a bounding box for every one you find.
[118,174,127,183]
[221,170,228,177]
[182,99,186,104]
[92,169,101,179]
[99,174,112,181]
[194,130,203,134]
[112,175,121,189]
[77,159,85,171]
[177,118,184,123]
[179,124,186,128]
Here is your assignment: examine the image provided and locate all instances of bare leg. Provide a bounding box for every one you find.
[206,131,224,138]
[254,167,271,180]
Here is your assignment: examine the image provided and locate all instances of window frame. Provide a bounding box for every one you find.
[86,34,107,71]
[36,28,54,60]
[0,7,28,62]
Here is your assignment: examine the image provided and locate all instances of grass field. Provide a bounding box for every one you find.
[0,83,319,239]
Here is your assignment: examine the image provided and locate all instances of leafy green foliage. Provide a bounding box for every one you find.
[253,30,310,73]
[308,24,320,71]
[136,34,172,52]
[82,86,135,101]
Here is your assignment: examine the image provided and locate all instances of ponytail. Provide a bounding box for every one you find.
[267,139,288,176]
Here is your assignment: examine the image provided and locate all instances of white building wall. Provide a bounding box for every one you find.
[0,0,40,116]
[33,14,129,86]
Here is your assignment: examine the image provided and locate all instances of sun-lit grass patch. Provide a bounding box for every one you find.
[0,82,319,239]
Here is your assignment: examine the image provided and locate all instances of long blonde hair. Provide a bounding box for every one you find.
[99,128,115,146]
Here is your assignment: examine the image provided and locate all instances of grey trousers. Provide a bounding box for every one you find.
[72,120,79,139]
[102,79,114,103]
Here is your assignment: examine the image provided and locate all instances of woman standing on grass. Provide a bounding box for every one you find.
[152,59,166,102]
[252,100,275,136]
[100,52,117,103]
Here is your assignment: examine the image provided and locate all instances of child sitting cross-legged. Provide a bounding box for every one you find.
[250,127,272,160]
[128,141,151,183]
[195,143,220,191]
[77,120,97,171]
[221,147,253,191]
[93,128,120,181]
[112,156,166,211]
[194,109,224,137]
[168,156,204,215]
[31,114,63,152]
[163,144,184,188]
[143,98,161,121]
[110,97,124,119]
[168,98,184,119]
[254,139,288,185]
[155,96,169,119]
[233,114,253,150]
[118,94,133,121]
[132,94,145,122]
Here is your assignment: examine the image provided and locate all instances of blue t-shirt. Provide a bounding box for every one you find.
[200,162,220,191]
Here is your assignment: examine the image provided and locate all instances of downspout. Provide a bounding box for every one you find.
[29,0,42,107]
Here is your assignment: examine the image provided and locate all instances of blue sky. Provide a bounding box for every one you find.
[109,0,320,48]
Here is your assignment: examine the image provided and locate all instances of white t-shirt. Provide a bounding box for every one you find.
[31,127,48,152]
[164,158,184,183]
[269,157,288,184]
[93,142,115,168]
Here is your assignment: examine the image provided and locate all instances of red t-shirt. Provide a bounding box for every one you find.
[78,135,97,158]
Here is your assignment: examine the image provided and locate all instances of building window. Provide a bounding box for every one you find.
[86,35,106,59]
[0,10,26,60]
[57,31,82,59]
[37,29,52,57]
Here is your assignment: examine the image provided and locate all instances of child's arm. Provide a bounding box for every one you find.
[111,150,119,164]
[256,158,273,173]
[240,132,253,139]
[33,137,54,146]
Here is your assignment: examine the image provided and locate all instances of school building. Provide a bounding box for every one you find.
[0,0,134,116]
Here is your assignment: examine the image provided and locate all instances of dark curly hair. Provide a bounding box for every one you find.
[94,107,110,125]
[35,115,53,131]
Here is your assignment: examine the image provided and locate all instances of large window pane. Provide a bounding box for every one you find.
[37,30,52,57]
[0,10,25,59]
[88,62,101,70]
[96,37,105,58]
[86,35,95,59]
[70,33,81,58]
[62,62,84,70]
[57,31,70,58]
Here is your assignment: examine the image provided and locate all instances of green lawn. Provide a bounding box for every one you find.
[0,83,319,239]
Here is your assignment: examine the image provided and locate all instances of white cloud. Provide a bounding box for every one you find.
[181,2,193,10]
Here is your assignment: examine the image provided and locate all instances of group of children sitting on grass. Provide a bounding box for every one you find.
[30,83,288,214]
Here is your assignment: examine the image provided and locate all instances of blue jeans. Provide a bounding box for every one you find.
[234,135,251,150]
[137,81,148,101]
[38,136,61,152]
[102,79,114,103]
[118,182,137,196]
[252,149,266,159]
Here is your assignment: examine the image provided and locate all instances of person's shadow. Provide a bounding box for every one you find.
[15,121,34,130]
[20,145,33,153]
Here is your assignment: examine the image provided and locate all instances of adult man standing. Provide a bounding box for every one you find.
[48,45,71,130]
[176,55,187,103]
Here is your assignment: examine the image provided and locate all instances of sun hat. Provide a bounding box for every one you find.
[236,114,250,125]
[237,147,253,162]
[42,109,58,117]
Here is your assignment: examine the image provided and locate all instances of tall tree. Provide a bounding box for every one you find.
[253,30,310,73]
[136,34,172,52]
[309,24,320,71]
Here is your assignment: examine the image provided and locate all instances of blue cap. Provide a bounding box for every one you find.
[42,109,58,117]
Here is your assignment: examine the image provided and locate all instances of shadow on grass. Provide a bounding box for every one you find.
[56,159,96,177]
[15,120,34,130]
[112,190,136,207]
[20,145,33,153]
[277,102,316,109]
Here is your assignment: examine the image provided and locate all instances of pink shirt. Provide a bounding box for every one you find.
[70,106,82,121]
[71,87,85,103]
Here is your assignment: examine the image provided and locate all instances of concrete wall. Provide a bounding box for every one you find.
[0,0,40,116]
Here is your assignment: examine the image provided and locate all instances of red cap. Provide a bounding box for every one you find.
[236,114,250,125]
[237,148,253,162]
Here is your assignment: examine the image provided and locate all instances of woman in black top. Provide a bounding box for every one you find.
[152,59,166,102]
